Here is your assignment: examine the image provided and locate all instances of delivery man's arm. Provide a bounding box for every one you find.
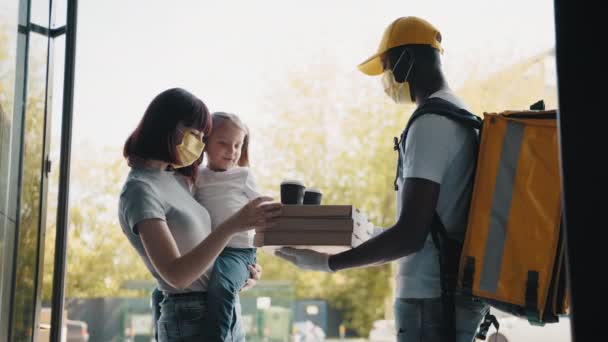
[275,177,439,272]
[328,177,438,271]
[276,116,459,272]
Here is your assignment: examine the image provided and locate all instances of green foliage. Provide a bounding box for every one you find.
[42,149,152,301]
[0,24,558,337]
[250,65,410,335]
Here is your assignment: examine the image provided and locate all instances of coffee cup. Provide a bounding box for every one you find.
[303,188,322,205]
[280,180,305,204]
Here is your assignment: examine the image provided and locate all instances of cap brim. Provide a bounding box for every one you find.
[357,52,384,76]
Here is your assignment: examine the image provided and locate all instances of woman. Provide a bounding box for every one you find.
[118,88,282,341]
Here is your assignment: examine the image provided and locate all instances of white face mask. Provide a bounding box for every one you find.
[381,50,415,104]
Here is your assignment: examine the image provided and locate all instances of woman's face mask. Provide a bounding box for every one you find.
[381,50,415,104]
[173,129,205,168]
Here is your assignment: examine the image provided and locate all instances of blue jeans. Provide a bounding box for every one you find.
[152,287,164,340]
[202,247,257,341]
[157,291,246,341]
[394,295,489,342]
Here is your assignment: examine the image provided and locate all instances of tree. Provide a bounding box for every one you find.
[1,22,50,338]
[42,145,152,301]
[1,21,558,336]
[250,63,411,335]
[248,52,559,335]
[458,49,558,113]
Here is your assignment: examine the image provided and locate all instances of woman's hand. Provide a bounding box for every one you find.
[240,263,263,292]
[229,196,282,233]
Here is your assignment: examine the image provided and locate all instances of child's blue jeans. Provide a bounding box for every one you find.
[202,247,257,341]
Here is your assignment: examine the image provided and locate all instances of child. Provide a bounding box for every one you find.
[194,112,260,341]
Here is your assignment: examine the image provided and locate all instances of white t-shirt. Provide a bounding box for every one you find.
[119,166,213,293]
[194,166,260,248]
[395,87,479,298]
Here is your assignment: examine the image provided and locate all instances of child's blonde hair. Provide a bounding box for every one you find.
[210,112,250,167]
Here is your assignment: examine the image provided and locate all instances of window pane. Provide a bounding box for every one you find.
[0,0,25,339]
[41,32,64,320]
[10,27,49,340]
[64,1,568,341]
[29,0,49,28]
[51,0,66,30]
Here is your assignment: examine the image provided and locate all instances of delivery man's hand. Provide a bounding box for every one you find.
[275,247,333,272]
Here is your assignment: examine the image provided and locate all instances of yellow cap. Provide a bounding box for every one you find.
[358,16,443,76]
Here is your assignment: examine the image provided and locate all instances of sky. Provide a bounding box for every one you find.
[42,0,557,149]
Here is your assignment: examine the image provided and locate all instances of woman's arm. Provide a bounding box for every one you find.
[139,197,281,289]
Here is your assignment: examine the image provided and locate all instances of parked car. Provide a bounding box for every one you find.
[66,319,89,342]
[39,308,89,342]
[293,320,326,342]
[368,319,395,342]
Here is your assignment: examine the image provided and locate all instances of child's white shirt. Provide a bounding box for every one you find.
[194,166,260,248]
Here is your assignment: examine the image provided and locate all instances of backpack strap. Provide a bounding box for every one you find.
[406,97,482,139]
[393,97,481,192]
[530,99,546,110]
[430,214,459,341]
[408,97,481,341]
[476,313,500,340]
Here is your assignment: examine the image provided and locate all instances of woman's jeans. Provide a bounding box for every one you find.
[156,291,246,342]
[152,287,164,340]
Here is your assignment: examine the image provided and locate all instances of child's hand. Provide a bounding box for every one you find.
[240,264,262,292]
